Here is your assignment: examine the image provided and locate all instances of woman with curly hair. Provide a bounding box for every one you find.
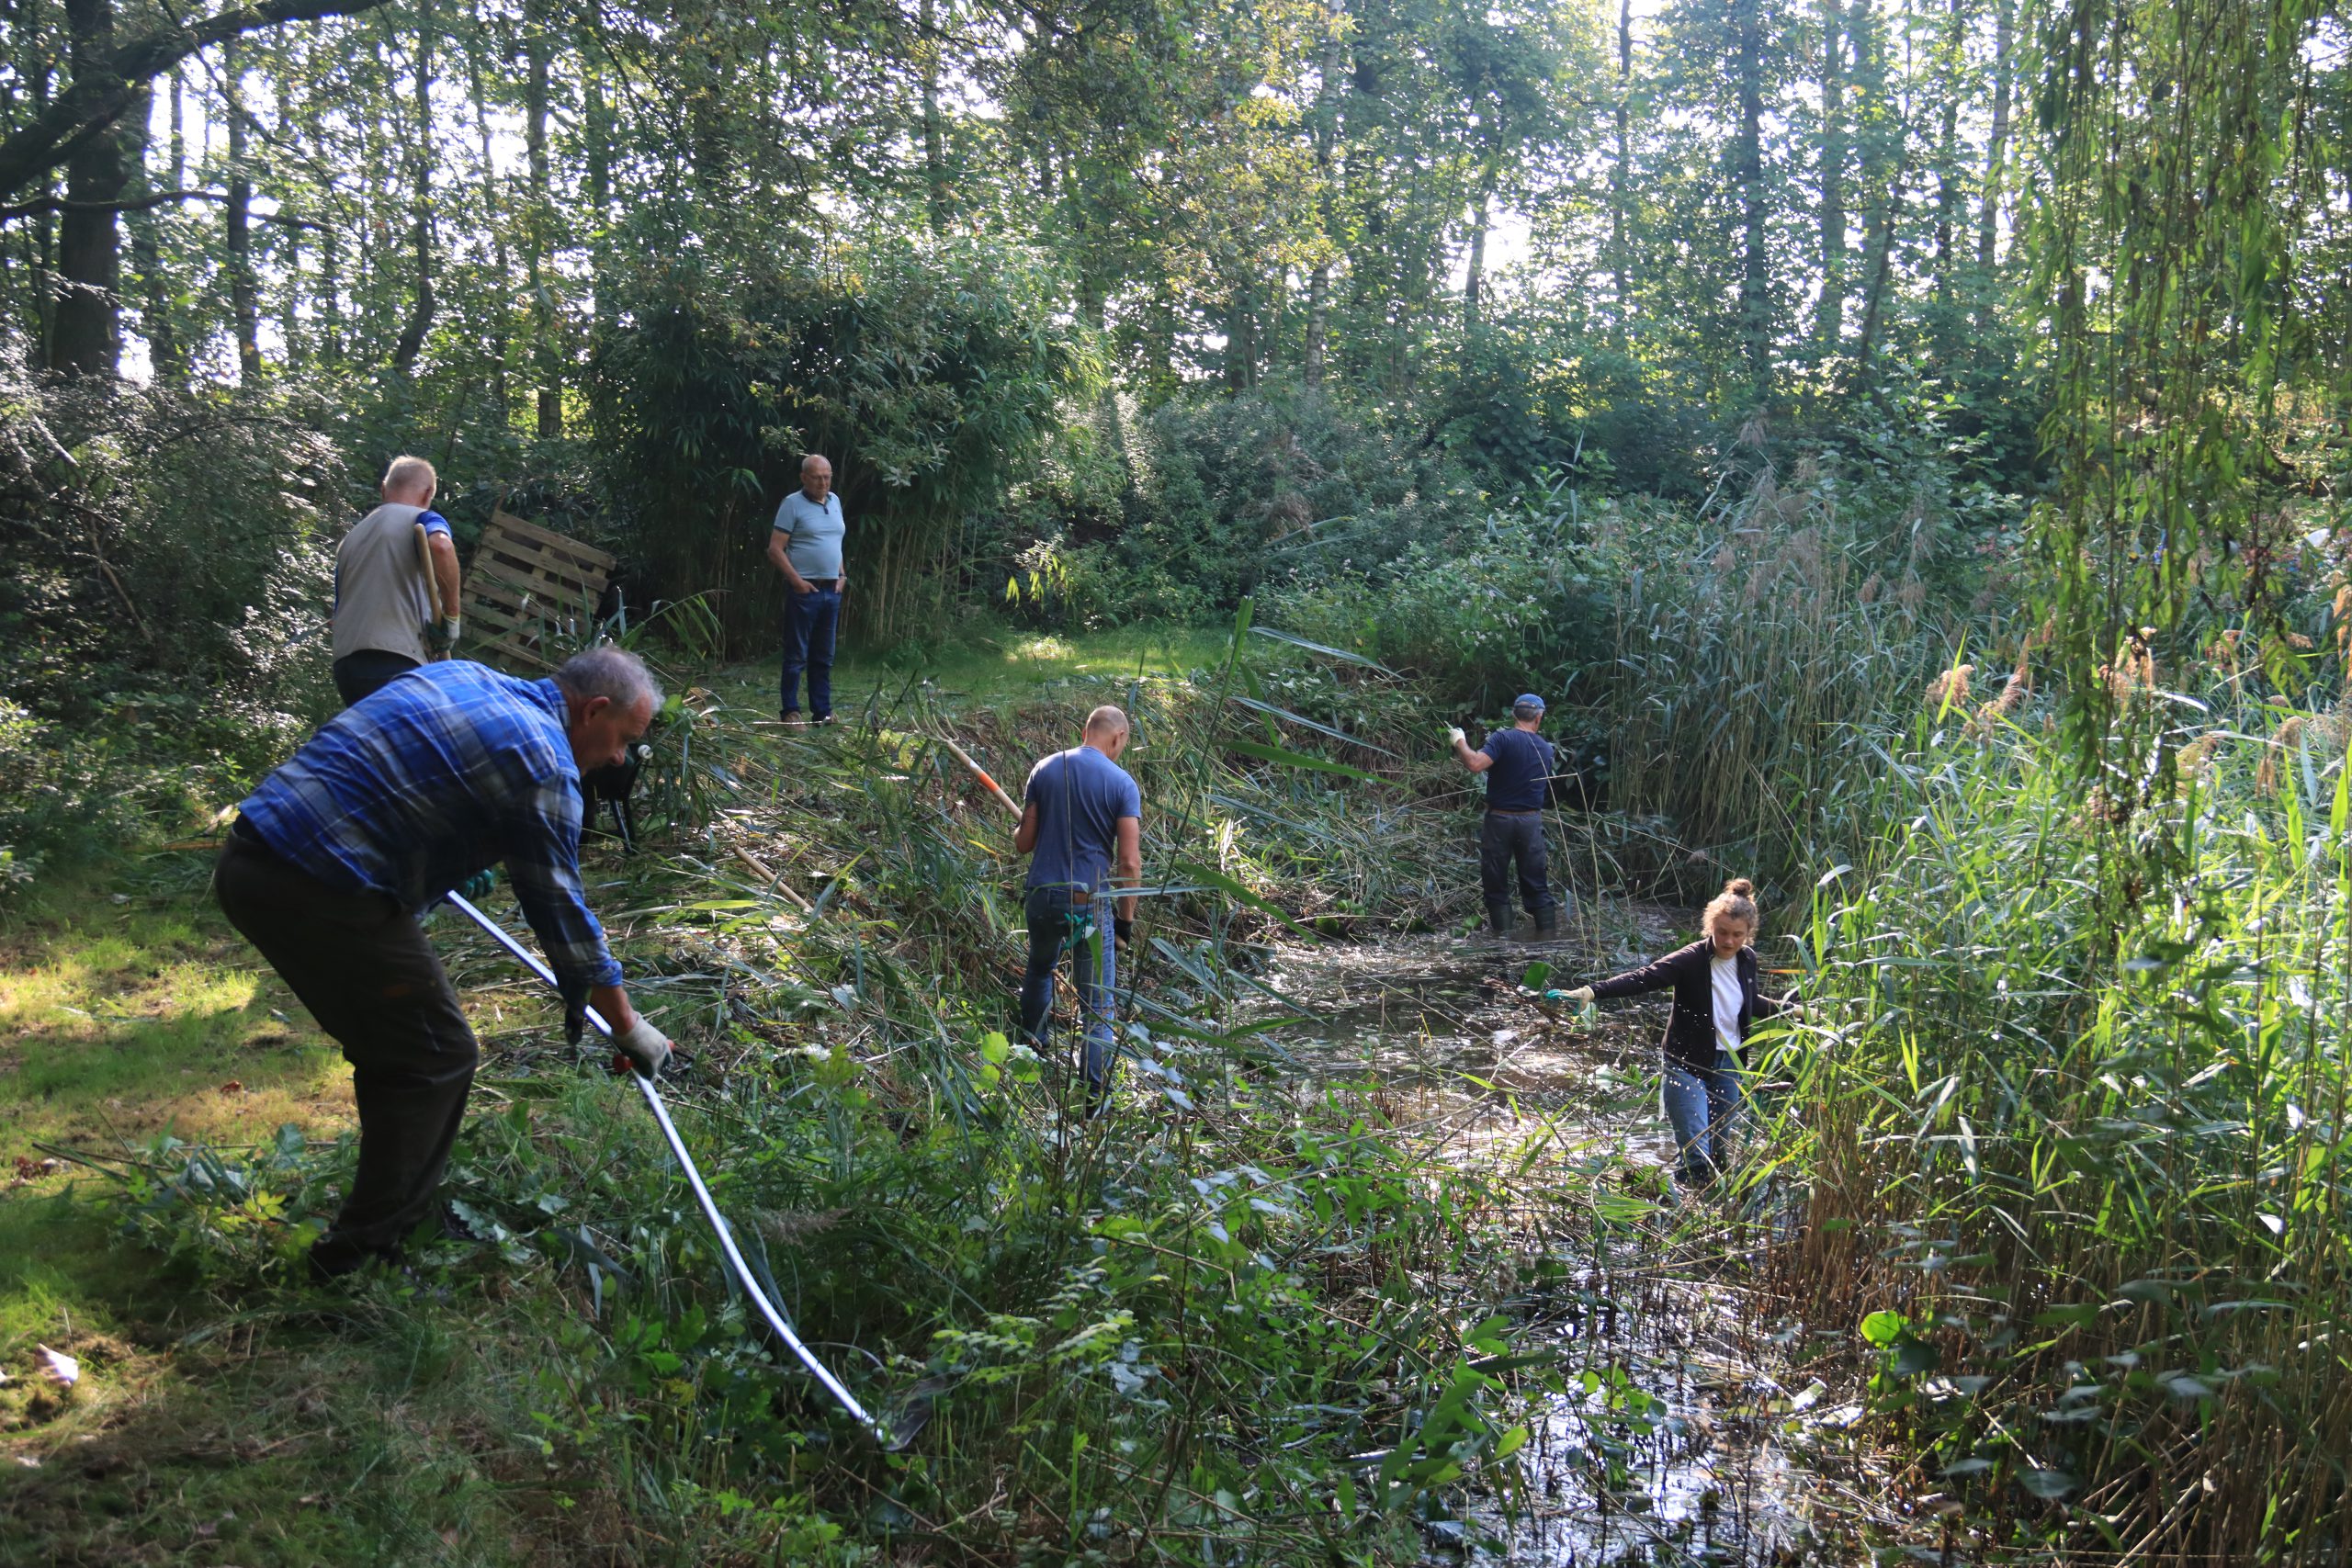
[1562,878,1797,1187]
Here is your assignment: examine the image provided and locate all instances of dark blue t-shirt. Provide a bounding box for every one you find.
[1479,727,1555,812]
[1023,745,1142,891]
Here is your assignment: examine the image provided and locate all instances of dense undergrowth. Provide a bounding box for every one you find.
[1748,679,2352,1561]
[3,624,1644,1566]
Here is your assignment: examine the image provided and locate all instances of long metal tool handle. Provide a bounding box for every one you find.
[444,892,881,1438]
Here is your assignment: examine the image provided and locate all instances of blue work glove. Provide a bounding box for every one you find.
[455,869,495,902]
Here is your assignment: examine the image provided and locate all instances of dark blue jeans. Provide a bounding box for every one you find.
[779,586,841,717]
[1018,886,1116,1091]
[1479,809,1555,916]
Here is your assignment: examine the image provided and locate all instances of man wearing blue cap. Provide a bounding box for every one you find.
[1447,694,1559,938]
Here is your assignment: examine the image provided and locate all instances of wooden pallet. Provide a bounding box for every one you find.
[462,508,616,671]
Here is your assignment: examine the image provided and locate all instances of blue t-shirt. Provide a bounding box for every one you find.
[772,491,845,579]
[1479,726,1555,812]
[1023,745,1142,892]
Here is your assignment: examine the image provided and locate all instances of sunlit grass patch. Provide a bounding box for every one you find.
[0,894,348,1167]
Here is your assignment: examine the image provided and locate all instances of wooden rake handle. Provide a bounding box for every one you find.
[933,732,1022,819]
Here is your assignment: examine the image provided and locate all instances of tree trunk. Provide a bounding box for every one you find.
[1304,2,1343,387]
[1845,0,1884,380]
[169,66,185,186]
[1975,0,2012,276]
[1304,264,1329,386]
[1610,0,1633,342]
[466,45,510,420]
[918,0,947,234]
[1815,0,1847,352]
[389,0,435,377]
[51,0,136,376]
[526,0,560,435]
[1932,0,1963,309]
[1733,0,1770,400]
[1464,185,1489,334]
[1225,284,1255,390]
[224,37,261,380]
[1851,114,1912,391]
[126,85,178,382]
[586,73,614,334]
[320,221,343,365]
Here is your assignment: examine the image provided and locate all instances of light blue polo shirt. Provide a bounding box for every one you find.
[772,490,845,579]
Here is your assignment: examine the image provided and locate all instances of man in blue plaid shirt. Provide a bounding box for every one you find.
[216,647,673,1281]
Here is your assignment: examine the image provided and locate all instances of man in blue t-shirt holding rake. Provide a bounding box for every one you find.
[1013,705,1143,1099]
[1448,693,1560,939]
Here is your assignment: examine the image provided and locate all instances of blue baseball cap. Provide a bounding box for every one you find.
[1512,693,1545,710]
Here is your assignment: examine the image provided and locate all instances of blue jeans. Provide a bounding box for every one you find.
[1018,886,1116,1091]
[1661,1058,1749,1184]
[780,586,841,717]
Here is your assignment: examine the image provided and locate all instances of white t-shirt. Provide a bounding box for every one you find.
[1710,954,1743,1056]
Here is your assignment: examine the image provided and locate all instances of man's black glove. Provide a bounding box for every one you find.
[1114,916,1135,949]
[564,1002,587,1049]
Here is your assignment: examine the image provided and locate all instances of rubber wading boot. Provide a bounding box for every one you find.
[1533,903,1561,937]
[1487,902,1517,939]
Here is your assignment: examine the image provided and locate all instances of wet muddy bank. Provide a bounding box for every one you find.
[1244,925,1901,1565]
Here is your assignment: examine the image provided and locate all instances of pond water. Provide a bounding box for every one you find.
[1255,930,1875,1566]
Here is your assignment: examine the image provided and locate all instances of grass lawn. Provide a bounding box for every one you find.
[709,621,1231,716]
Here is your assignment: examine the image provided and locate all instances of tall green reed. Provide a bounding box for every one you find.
[1756,695,2350,1561]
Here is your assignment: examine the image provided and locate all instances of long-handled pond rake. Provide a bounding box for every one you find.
[443,890,891,1445]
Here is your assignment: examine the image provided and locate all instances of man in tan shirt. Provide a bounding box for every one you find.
[332,455,464,707]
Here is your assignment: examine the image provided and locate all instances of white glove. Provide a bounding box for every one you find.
[1445,727,1466,748]
[1565,986,1595,1004]
[441,615,461,645]
[612,1016,673,1076]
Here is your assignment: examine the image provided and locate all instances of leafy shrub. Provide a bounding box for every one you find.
[590,236,1096,650]
[1265,473,1619,698]
[0,344,343,889]
[1114,385,1484,612]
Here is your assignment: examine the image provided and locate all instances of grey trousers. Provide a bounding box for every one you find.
[1479,810,1555,916]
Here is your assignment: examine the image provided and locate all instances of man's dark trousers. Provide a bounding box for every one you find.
[779,584,842,718]
[213,823,478,1275]
[333,649,421,708]
[1479,808,1555,921]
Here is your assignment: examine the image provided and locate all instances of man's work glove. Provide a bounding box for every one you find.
[426,616,462,653]
[1563,985,1595,1004]
[1445,727,1467,748]
[1114,915,1135,949]
[611,1016,673,1077]
[455,868,495,902]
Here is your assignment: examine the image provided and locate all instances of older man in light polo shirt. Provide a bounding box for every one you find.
[766,454,847,727]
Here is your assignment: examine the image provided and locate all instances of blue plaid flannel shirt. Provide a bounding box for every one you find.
[238,660,623,996]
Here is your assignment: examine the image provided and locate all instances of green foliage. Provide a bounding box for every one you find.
[589,236,1095,649]
[1267,471,1615,695]
[0,343,340,885]
[1762,697,2352,1557]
